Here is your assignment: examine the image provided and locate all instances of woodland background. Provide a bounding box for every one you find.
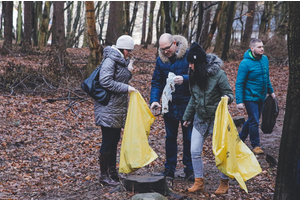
[0,1,298,199]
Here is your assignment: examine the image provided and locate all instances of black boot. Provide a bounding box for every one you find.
[99,153,119,186]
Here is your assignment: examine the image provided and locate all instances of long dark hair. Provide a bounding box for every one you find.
[189,61,209,91]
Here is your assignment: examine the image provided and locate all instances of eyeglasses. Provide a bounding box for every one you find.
[160,42,173,51]
[126,49,133,53]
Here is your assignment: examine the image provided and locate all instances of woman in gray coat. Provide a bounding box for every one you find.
[94,35,136,185]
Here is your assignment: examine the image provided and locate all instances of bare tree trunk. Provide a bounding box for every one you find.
[221,2,237,61]
[0,2,4,39]
[259,1,274,41]
[52,1,65,46]
[38,1,51,50]
[4,1,13,49]
[203,1,223,51]
[239,2,244,44]
[213,1,228,55]
[200,1,212,46]
[163,1,171,34]
[32,1,42,46]
[16,1,22,45]
[175,2,184,34]
[141,1,148,44]
[85,1,103,79]
[98,2,108,43]
[241,1,256,49]
[106,1,124,45]
[196,2,204,44]
[146,1,156,44]
[124,1,130,35]
[274,2,300,199]
[183,2,192,39]
[129,2,139,36]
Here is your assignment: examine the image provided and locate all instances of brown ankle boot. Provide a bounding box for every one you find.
[188,178,204,193]
[214,178,229,194]
[99,154,119,186]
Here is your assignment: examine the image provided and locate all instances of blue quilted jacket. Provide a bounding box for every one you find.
[150,35,191,120]
[235,49,274,104]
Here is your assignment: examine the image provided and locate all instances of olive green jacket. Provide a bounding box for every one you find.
[182,54,233,121]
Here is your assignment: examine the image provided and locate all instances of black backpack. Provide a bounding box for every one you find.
[261,96,279,134]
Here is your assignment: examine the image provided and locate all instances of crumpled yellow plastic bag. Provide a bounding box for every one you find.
[119,91,158,174]
[213,97,262,193]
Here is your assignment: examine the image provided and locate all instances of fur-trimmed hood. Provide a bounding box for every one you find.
[158,35,188,63]
[206,53,223,75]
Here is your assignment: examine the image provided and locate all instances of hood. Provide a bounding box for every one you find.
[159,35,188,63]
[103,46,127,66]
[206,53,222,75]
[243,49,261,61]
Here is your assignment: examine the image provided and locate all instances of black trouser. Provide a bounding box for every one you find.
[100,126,121,168]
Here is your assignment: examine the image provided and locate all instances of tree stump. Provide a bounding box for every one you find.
[233,116,245,127]
[122,175,168,195]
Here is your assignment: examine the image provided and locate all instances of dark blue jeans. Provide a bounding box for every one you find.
[100,126,121,167]
[164,119,193,173]
[239,101,263,148]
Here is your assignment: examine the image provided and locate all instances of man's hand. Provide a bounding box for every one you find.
[128,86,137,93]
[183,121,191,127]
[271,93,276,99]
[173,76,183,85]
[237,103,245,110]
[150,102,161,110]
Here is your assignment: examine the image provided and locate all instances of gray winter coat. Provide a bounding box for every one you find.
[94,46,132,128]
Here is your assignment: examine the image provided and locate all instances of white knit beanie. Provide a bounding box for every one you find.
[116,35,134,50]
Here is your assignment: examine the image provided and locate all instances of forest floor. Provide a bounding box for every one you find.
[0,45,288,199]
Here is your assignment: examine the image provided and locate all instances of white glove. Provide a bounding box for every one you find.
[128,86,137,93]
[128,59,135,72]
[271,93,276,99]
[237,103,245,110]
[150,102,161,110]
[173,76,183,85]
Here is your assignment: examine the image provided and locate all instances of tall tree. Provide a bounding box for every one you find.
[106,1,124,45]
[196,2,204,44]
[241,1,256,49]
[23,1,33,50]
[124,1,130,35]
[203,1,223,51]
[274,2,300,199]
[200,1,212,46]
[52,1,65,46]
[146,1,156,44]
[163,1,171,34]
[4,1,13,49]
[183,2,192,39]
[38,1,51,50]
[85,1,103,78]
[221,1,237,61]
[259,1,275,40]
[98,2,108,43]
[16,1,23,45]
[129,2,139,36]
[213,1,228,54]
[33,1,43,46]
[141,1,148,44]
[0,2,4,39]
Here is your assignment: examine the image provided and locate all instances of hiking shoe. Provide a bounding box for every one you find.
[153,168,174,178]
[253,146,264,155]
[185,170,195,182]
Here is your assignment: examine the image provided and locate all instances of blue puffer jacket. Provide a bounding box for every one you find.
[150,35,190,120]
[235,49,274,104]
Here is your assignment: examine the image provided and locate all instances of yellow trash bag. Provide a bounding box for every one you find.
[119,91,158,174]
[212,97,262,193]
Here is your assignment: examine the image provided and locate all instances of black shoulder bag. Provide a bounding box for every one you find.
[81,60,112,105]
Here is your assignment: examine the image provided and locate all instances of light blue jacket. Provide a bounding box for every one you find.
[235,49,274,104]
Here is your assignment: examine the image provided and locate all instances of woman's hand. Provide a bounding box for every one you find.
[183,121,191,127]
[128,86,137,93]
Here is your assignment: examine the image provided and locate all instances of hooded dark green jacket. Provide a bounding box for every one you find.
[183,54,233,121]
